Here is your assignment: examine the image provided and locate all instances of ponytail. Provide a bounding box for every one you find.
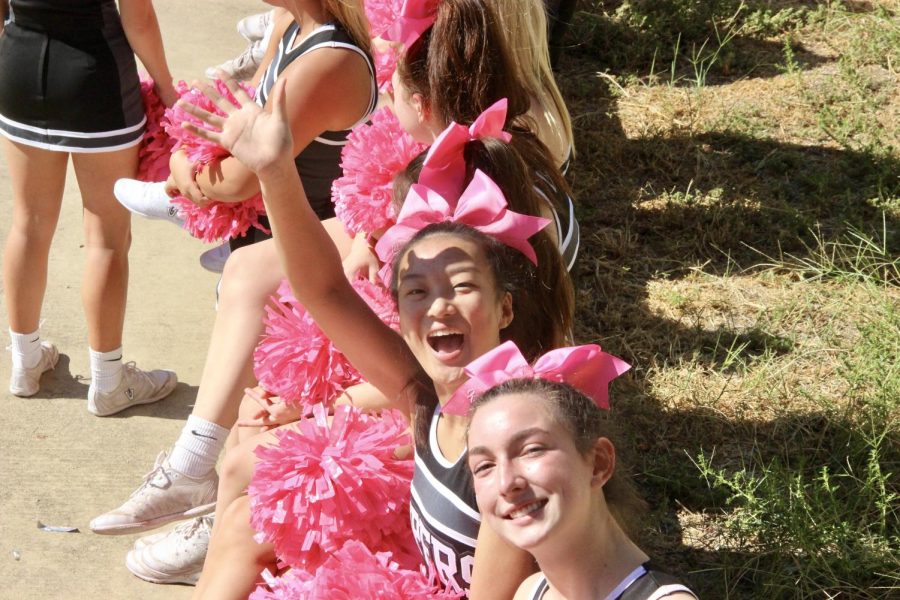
[397,0,531,127]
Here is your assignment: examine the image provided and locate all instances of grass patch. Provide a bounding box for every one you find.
[557,1,899,595]
[752,218,900,286]
[692,295,899,597]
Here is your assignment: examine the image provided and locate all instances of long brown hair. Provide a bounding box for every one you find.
[323,0,371,52]
[396,0,530,128]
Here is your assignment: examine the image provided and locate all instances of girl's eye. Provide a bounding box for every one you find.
[453,281,476,291]
[403,288,426,298]
[523,445,545,456]
[471,462,494,476]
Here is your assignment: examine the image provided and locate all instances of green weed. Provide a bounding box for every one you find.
[752,218,899,287]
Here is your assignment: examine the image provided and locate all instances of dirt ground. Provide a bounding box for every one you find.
[0,2,262,598]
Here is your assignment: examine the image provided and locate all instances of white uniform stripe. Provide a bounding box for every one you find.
[0,112,146,138]
[410,486,479,548]
[0,128,143,153]
[413,452,481,521]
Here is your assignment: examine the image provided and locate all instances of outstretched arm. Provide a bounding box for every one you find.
[181,79,418,417]
[118,0,176,106]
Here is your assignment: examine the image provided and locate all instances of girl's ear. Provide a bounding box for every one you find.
[411,92,430,125]
[590,438,616,488]
[499,291,514,329]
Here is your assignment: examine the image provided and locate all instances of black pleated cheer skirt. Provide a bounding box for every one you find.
[0,2,145,152]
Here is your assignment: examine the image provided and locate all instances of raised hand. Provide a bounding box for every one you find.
[179,73,293,176]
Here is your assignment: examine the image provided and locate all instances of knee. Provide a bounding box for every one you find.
[220,441,253,490]
[8,213,57,247]
[83,220,132,254]
[218,247,270,307]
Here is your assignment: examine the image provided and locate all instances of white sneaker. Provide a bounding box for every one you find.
[90,450,217,535]
[205,39,265,81]
[9,342,59,397]
[87,362,177,417]
[114,179,184,226]
[199,243,231,274]
[237,10,272,42]
[126,516,212,585]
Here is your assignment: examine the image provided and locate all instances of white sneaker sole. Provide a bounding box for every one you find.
[91,501,216,536]
[125,549,200,585]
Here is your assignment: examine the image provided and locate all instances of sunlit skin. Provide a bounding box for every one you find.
[468,393,602,551]
[468,394,696,600]
[396,233,513,401]
[390,68,446,144]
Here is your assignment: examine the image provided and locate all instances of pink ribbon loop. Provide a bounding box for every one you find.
[383,0,440,48]
[375,170,550,280]
[442,341,632,415]
[419,99,512,199]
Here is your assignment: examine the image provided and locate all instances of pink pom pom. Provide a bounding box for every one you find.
[136,76,175,182]
[161,80,268,242]
[365,0,402,39]
[251,541,464,600]
[249,568,315,600]
[252,278,398,408]
[171,193,270,243]
[332,107,427,235]
[248,404,414,570]
[374,45,400,93]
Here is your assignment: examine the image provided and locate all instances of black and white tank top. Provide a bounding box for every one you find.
[410,404,481,595]
[256,20,376,217]
[529,564,697,600]
[535,171,580,271]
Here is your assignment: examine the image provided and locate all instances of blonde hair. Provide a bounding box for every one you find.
[490,0,574,156]
[324,0,371,53]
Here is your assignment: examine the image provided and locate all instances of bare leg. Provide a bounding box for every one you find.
[209,432,276,558]
[190,219,352,429]
[1,139,67,333]
[72,147,138,351]
[192,495,276,600]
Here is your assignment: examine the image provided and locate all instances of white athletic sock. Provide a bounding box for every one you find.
[89,346,124,394]
[9,328,42,369]
[168,415,229,477]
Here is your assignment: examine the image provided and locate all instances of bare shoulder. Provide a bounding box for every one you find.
[513,572,543,600]
[279,42,372,130]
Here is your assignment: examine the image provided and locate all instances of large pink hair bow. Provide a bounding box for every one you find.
[383,0,440,48]
[443,341,632,416]
[419,99,512,199]
[375,170,550,276]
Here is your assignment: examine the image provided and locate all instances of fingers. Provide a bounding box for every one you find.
[217,70,254,106]
[181,121,222,146]
[244,386,271,402]
[271,78,289,124]
[178,100,226,130]
[164,175,179,198]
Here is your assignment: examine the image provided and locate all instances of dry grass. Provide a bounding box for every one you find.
[557,1,899,596]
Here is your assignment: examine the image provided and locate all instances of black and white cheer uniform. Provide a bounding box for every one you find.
[0,0,145,152]
[410,403,481,595]
[230,19,376,249]
[528,564,698,600]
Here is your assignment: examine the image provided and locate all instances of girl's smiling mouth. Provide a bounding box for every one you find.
[504,498,548,520]
[427,330,465,360]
